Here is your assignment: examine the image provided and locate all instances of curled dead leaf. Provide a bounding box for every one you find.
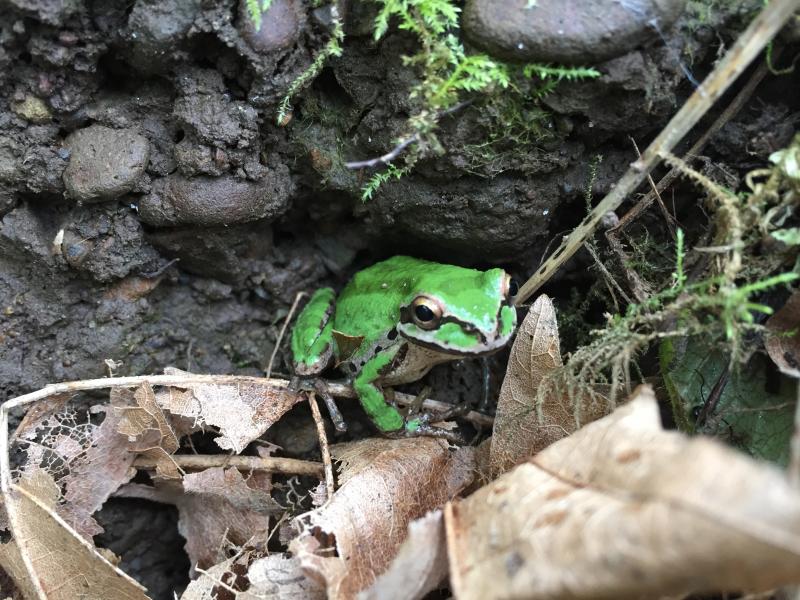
[1,469,148,599]
[114,383,180,479]
[161,367,303,452]
[11,392,137,539]
[491,295,609,476]
[291,438,474,600]
[358,509,448,600]
[448,386,800,600]
[240,554,325,599]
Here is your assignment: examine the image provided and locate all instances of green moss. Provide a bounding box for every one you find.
[360,0,600,199]
[538,136,800,437]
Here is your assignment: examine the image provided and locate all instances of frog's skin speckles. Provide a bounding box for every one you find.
[291,256,519,433]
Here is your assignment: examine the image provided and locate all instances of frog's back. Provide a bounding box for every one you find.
[332,256,426,343]
[332,256,502,344]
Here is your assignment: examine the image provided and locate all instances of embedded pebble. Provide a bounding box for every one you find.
[462,0,687,64]
[239,0,302,52]
[138,169,292,226]
[63,125,150,202]
[123,0,201,74]
[11,96,51,123]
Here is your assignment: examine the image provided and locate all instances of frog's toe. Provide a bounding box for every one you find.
[400,417,464,444]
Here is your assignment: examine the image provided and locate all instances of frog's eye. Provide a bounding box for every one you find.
[410,296,443,330]
[502,274,519,301]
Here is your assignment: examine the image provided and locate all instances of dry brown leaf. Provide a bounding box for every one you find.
[179,552,323,600]
[290,438,474,600]
[117,470,277,571]
[59,403,138,538]
[3,469,148,599]
[766,290,800,378]
[11,393,138,539]
[179,555,238,600]
[115,383,181,479]
[240,554,325,599]
[10,394,70,445]
[358,509,448,600]
[490,295,562,474]
[182,466,281,516]
[491,295,609,476]
[0,538,38,600]
[447,385,800,600]
[161,367,303,452]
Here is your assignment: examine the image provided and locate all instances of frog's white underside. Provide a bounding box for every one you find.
[382,342,459,386]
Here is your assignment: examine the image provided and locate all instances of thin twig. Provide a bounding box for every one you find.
[584,242,633,305]
[0,373,493,492]
[345,100,473,169]
[266,291,306,378]
[609,53,776,235]
[194,566,240,595]
[629,137,678,240]
[132,454,323,478]
[345,135,420,169]
[515,0,798,305]
[307,392,335,500]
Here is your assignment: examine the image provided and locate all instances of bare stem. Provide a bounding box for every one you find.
[133,454,324,478]
[515,0,799,304]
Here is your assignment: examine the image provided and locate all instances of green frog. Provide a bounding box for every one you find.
[291,256,518,436]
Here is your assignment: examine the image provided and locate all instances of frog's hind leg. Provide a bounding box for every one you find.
[291,288,335,376]
[353,346,406,433]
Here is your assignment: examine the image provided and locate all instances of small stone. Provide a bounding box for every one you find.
[138,169,292,226]
[11,96,51,124]
[63,125,150,202]
[463,0,687,64]
[239,0,302,53]
[123,0,202,74]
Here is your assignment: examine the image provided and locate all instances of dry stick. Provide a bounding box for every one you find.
[132,454,323,478]
[307,392,335,500]
[605,55,773,303]
[0,374,493,492]
[345,100,473,169]
[629,136,678,240]
[611,54,776,235]
[345,135,420,169]
[265,291,306,378]
[584,241,633,305]
[515,0,799,306]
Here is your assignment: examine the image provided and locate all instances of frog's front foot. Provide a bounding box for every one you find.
[290,376,348,433]
[399,406,469,444]
[398,417,465,444]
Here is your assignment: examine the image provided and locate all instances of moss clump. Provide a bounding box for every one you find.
[538,135,800,446]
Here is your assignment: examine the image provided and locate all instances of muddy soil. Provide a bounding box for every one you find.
[0,0,797,596]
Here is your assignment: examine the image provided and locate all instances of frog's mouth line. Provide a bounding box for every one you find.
[398,309,514,356]
[398,330,512,356]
